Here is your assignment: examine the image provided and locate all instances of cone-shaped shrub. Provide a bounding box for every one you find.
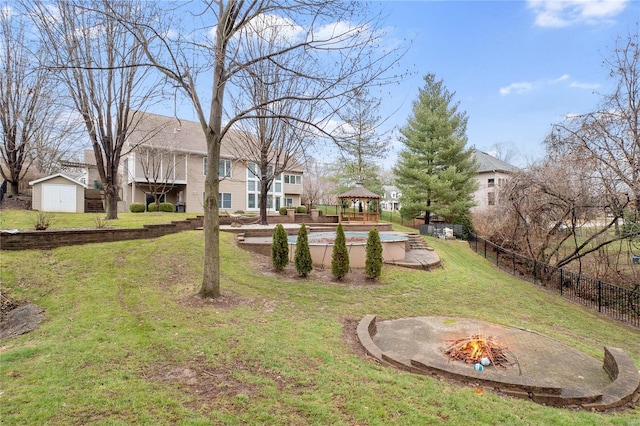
[331,223,349,280]
[294,223,313,277]
[365,228,383,279]
[271,224,289,271]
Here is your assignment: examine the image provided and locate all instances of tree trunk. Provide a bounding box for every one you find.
[8,180,19,197]
[259,179,269,225]
[199,127,221,299]
[424,199,432,225]
[103,184,119,220]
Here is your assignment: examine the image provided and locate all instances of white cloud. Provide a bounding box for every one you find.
[550,74,570,83]
[246,13,305,43]
[527,0,629,28]
[499,82,534,96]
[569,81,600,89]
[500,74,600,95]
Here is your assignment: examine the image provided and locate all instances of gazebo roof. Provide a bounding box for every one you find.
[338,183,380,199]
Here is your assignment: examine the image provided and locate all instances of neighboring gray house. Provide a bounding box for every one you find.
[471,149,518,212]
[381,185,401,211]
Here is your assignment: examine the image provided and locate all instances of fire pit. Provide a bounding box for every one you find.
[357,315,640,409]
[444,334,511,368]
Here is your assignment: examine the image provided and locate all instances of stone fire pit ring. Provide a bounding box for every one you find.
[356,315,639,410]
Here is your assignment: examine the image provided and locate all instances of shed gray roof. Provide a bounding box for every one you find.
[472,149,519,173]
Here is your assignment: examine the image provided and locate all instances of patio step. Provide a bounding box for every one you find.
[406,233,429,250]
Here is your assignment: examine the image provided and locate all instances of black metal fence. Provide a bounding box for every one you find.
[467,233,640,328]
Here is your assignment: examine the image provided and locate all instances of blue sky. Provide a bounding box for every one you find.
[139,0,638,169]
[375,0,639,167]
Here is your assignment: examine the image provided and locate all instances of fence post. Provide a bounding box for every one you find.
[598,281,602,312]
[483,238,487,259]
[532,260,537,283]
[512,251,516,276]
[496,248,499,267]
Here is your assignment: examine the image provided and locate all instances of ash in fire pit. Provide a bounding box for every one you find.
[444,334,512,368]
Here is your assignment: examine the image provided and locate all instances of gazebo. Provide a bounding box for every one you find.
[338,182,380,223]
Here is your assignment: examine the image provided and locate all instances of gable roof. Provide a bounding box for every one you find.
[29,173,88,188]
[472,149,519,173]
[125,111,305,172]
[338,183,380,199]
[126,111,255,158]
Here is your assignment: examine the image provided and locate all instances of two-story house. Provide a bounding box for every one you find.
[121,112,304,214]
[471,149,518,212]
[381,185,401,211]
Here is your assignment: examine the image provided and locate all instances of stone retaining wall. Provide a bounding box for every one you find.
[1,217,204,250]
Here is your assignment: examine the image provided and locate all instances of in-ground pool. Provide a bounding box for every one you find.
[288,231,408,268]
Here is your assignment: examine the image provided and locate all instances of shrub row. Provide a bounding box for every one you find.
[270,222,383,280]
[129,202,175,213]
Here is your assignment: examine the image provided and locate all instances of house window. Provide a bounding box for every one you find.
[285,198,293,207]
[284,174,302,184]
[247,163,282,211]
[391,191,396,199]
[488,192,495,206]
[219,193,231,209]
[488,178,495,187]
[203,158,232,177]
[219,160,231,178]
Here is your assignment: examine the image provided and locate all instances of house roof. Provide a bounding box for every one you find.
[125,111,304,172]
[338,183,380,199]
[125,111,244,156]
[29,173,88,188]
[472,149,519,173]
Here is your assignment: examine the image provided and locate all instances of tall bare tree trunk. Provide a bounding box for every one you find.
[201,131,221,298]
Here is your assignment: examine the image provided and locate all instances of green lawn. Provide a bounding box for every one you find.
[1,219,639,425]
[0,210,200,231]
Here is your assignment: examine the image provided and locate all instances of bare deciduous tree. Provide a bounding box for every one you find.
[230,18,316,224]
[497,156,631,274]
[134,144,181,212]
[487,141,519,165]
[333,87,389,192]
[0,7,71,196]
[28,0,160,219]
[116,1,404,298]
[547,30,639,216]
[302,158,336,209]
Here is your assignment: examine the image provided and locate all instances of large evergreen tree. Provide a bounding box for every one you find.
[393,74,477,225]
[330,88,389,194]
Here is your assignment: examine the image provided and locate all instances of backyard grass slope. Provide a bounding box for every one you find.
[1,230,638,425]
